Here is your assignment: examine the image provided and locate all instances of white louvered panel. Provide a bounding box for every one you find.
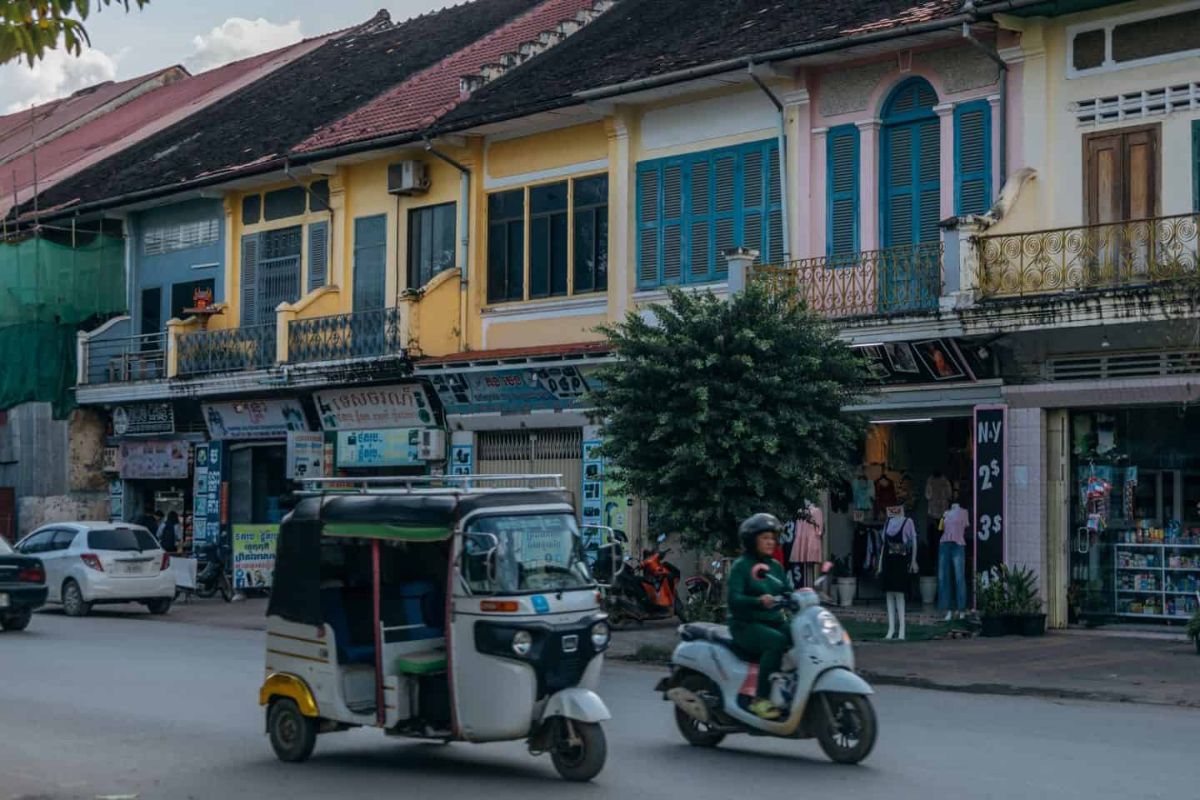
[1075,82,1200,126]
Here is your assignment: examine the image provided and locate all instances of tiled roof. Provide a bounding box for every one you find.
[0,38,326,219]
[437,0,964,130]
[26,0,544,217]
[295,0,596,152]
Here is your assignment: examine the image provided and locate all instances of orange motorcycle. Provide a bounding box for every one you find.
[605,534,687,626]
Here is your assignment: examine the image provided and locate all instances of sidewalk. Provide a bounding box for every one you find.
[608,623,1200,708]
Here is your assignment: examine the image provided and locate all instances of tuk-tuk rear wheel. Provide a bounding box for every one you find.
[549,720,606,782]
[268,698,318,763]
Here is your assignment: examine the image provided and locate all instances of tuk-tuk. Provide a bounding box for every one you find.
[258,475,613,782]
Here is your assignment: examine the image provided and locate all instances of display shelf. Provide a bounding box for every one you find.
[1113,543,1200,620]
[1116,543,1200,548]
[1164,567,1200,572]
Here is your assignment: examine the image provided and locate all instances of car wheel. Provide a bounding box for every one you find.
[146,597,172,615]
[62,579,91,617]
[1,610,33,631]
[268,699,318,763]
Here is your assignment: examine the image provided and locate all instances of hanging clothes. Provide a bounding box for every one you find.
[861,525,884,574]
[852,477,875,512]
[830,479,853,514]
[874,476,898,518]
[926,474,953,519]
[790,504,824,564]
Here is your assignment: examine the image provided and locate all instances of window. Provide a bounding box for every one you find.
[1068,4,1200,77]
[51,529,78,551]
[487,189,525,303]
[88,527,158,552]
[573,175,608,293]
[352,215,387,311]
[530,182,569,298]
[141,287,161,337]
[143,219,219,255]
[1072,28,1105,71]
[17,530,53,554]
[309,221,329,292]
[636,139,782,288]
[241,226,302,325]
[309,180,331,212]
[171,279,216,321]
[264,187,306,221]
[242,195,261,226]
[954,100,992,216]
[408,202,457,289]
[826,126,860,257]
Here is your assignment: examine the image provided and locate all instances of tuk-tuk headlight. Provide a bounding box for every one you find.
[816,610,844,646]
[511,630,533,657]
[590,621,610,650]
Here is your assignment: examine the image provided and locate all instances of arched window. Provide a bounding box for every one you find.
[880,78,940,248]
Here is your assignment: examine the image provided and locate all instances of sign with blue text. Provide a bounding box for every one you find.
[335,429,422,468]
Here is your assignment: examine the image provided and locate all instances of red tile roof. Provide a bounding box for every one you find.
[294,0,595,153]
[416,341,612,365]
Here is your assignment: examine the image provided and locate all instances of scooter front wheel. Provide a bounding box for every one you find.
[550,720,606,782]
[815,693,877,765]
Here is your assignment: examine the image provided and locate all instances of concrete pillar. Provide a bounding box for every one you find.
[784,87,811,260]
[855,119,881,252]
[811,127,829,257]
[276,304,296,364]
[941,218,986,309]
[934,102,956,221]
[724,247,760,294]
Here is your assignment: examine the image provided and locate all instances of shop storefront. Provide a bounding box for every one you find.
[1069,405,1200,625]
[312,383,441,481]
[107,402,198,536]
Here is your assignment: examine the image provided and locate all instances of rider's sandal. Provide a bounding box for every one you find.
[749,698,782,720]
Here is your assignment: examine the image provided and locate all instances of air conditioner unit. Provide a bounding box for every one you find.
[387,160,431,195]
[418,429,447,461]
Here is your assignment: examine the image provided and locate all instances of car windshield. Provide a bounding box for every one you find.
[0,538,11,555]
[88,528,158,552]
[463,513,593,594]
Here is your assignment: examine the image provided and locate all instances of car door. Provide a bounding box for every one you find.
[48,529,81,599]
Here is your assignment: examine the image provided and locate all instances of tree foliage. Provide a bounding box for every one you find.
[1,1,148,66]
[589,283,869,554]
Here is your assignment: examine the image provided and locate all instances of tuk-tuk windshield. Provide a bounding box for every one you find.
[464,513,593,594]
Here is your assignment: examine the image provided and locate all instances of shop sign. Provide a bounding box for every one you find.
[202,399,308,440]
[119,440,190,480]
[192,442,228,547]
[315,384,434,431]
[580,428,632,562]
[335,429,421,468]
[108,479,123,523]
[287,432,325,479]
[450,441,473,477]
[101,446,121,473]
[973,405,1007,584]
[232,524,278,589]
[427,365,593,416]
[113,402,174,436]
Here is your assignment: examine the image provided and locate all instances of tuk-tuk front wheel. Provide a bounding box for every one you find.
[268,698,318,763]
[550,720,606,782]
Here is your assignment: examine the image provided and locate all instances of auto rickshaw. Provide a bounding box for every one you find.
[258,475,613,782]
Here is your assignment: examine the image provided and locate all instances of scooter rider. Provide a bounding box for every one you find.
[727,513,791,720]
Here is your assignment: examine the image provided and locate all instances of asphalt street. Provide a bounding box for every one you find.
[2,609,1196,800]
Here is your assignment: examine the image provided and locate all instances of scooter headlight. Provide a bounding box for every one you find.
[816,610,844,646]
[590,621,610,650]
[511,630,533,656]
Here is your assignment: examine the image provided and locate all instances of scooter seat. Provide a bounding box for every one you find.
[679,623,757,661]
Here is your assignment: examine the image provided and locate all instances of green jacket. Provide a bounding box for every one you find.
[727,553,787,625]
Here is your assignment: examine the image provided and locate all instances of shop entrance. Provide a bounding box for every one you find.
[1069,406,1200,626]
[477,428,583,521]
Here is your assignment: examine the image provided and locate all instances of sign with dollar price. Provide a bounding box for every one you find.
[973,405,1007,588]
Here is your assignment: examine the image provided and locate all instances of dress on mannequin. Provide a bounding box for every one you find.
[873,476,898,519]
[877,508,917,640]
[790,503,824,589]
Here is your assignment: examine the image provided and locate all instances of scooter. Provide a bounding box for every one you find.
[654,571,877,765]
[194,539,233,602]
[605,534,686,626]
[683,558,726,621]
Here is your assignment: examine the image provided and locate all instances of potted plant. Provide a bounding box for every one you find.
[1006,565,1047,636]
[831,555,857,607]
[1188,593,1200,656]
[977,570,1008,637]
[919,573,938,606]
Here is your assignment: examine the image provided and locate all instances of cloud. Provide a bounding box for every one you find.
[187,18,303,73]
[1,46,120,115]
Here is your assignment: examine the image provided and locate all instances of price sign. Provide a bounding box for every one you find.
[973,405,1007,586]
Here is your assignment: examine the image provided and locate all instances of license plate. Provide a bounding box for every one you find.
[0,593,9,608]
[120,562,145,575]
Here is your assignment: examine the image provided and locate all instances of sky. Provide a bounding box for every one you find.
[0,1,464,114]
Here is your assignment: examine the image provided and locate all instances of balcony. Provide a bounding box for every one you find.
[176,323,277,377]
[977,213,1200,298]
[287,307,405,364]
[81,331,166,385]
[751,243,944,318]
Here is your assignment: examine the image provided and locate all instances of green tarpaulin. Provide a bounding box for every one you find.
[0,323,78,418]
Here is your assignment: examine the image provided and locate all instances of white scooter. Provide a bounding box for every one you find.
[654,574,877,764]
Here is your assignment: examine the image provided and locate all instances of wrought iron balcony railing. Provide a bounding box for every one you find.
[287,307,405,364]
[82,331,166,385]
[176,323,277,377]
[751,243,944,318]
[977,213,1200,298]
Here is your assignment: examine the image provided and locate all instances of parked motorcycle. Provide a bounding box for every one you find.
[684,558,727,622]
[605,534,686,626]
[194,539,233,602]
[654,570,877,765]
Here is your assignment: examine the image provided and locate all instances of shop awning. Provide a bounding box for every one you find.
[851,380,1004,419]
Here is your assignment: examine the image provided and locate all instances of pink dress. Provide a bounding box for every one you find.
[790,506,824,563]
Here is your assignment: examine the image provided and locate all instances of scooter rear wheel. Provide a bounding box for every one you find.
[673,674,725,748]
[815,693,877,765]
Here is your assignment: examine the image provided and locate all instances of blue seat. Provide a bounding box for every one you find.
[321,588,376,665]
[383,581,445,642]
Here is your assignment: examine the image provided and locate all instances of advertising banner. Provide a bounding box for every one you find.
[102,446,120,473]
[191,442,228,547]
[287,432,325,479]
[315,384,435,431]
[203,399,308,440]
[232,524,278,589]
[119,440,190,480]
[974,405,1007,593]
[335,429,422,467]
[427,365,594,416]
[113,402,175,436]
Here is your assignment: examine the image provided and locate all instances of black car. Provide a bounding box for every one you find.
[0,536,48,631]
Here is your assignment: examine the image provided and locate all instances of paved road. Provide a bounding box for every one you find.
[2,609,1196,800]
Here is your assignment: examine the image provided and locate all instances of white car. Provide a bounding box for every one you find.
[14,522,176,616]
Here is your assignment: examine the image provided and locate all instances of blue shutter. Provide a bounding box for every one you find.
[352,215,387,311]
[240,234,258,325]
[955,100,992,216]
[918,120,941,243]
[885,126,916,247]
[742,146,764,265]
[767,146,784,264]
[687,156,713,280]
[713,153,736,276]
[308,220,329,292]
[636,167,660,287]
[1193,120,1199,212]
[661,161,684,283]
[827,125,860,257]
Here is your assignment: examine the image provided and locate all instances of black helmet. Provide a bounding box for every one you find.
[738,513,783,554]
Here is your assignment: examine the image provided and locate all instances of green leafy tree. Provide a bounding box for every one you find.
[1,1,148,66]
[589,283,869,554]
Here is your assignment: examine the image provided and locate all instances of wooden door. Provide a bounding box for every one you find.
[1083,125,1160,283]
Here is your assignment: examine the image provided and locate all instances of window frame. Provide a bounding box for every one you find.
[528,181,570,300]
[486,188,526,304]
[1066,1,1200,79]
[407,201,458,290]
[573,174,609,295]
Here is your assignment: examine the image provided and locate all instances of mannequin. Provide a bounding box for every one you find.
[790,501,824,589]
[877,505,917,640]
[939,500,970,620]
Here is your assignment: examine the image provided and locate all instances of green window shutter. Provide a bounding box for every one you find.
[918,120,941,243]
[308,221,328,292]
[886,126,915,247]
[637,167,660,287]
[713,153,736,275]
[768,146,784,264]
[688,157,713,280]
[955,100,992,216]
[661,162,684,283]
[827,126,859,257]
[240,234,258,325]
